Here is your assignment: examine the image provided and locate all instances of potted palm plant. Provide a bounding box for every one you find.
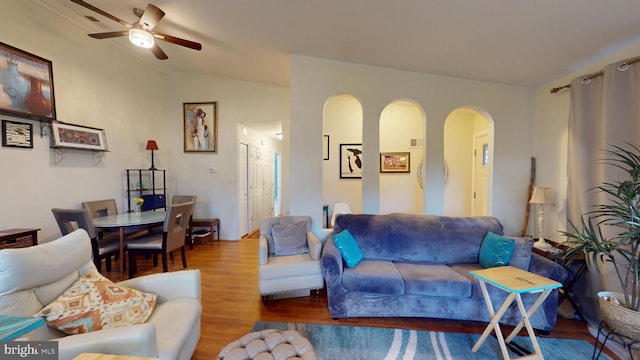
[563,143,640,341]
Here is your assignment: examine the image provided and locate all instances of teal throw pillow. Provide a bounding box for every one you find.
[479,231,515,268]
[333,229,363,268]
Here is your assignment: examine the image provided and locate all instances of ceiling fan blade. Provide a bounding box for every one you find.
[88,31,129,39]
[151,44,169,60]
[138,4,165,31]
[70,0,132,28]
[153,32,202,51]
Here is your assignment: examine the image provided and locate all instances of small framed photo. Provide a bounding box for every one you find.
[380,152,410,173]
[51,122,108,151]
[2,120,33,148]
[184,102,218,153]
[323,135,330,160]
[340,143,362,179]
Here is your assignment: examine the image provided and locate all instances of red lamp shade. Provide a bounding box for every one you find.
[145,140,159,151]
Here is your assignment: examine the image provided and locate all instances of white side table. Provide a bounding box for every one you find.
[470,266,562,360]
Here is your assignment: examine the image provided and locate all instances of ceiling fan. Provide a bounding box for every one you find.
[70,0,202,60]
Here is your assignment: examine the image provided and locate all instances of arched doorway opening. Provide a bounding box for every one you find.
[322,94,363,226]
[443,107,494,216]
[379,100,425,214]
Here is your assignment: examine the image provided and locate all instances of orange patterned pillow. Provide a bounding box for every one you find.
[33,269,157,334]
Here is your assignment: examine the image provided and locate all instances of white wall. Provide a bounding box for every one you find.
[322,94,363,215]
[0,2,289,242]
[164,73,288,240]
[290,55,535,236]
[0,1,166,242]
[379,101,424,214]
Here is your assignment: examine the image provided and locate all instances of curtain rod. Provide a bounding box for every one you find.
[550,55,640,94]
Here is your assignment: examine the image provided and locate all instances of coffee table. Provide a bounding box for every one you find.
[93,211,166,279]
[470,266,562,360]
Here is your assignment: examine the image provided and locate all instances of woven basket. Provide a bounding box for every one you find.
[598,291,640,341]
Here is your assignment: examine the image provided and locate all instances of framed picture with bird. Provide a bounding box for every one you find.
[340,143,362,179]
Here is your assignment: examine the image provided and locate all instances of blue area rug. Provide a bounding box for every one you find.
[252,321,609,359]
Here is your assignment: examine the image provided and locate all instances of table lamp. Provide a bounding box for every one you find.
[529,186,554,250]
[145,140,159,170]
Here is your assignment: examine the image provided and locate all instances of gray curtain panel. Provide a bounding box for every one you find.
[567,57,640,328]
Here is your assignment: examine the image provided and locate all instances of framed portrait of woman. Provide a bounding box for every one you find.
[183,101,217,153]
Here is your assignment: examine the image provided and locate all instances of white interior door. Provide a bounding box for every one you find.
[262,151,274,218]
[472,132,489,216]
[250,145,263,232]
[238,142,249,237]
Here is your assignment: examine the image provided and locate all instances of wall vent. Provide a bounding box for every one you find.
[409,138,424,148]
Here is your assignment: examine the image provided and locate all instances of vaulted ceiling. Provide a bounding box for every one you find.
[41,0,640,88]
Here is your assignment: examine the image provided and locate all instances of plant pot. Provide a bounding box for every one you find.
[598,291,640,341]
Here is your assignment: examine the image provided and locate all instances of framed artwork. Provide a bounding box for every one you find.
[51,122,108,151]
[0,42,56,122]
[184,101,217,152]
[323,135,330,160]
[380,152,410,173]
[340,143,362,179]
[2,120,33,148]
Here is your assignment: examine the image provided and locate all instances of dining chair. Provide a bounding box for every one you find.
[82,199,148,239]
[172,195,197,249]
[51,208,119,273]
[126,201,194,278]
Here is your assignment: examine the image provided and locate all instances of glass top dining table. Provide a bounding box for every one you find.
[93,211,166,279]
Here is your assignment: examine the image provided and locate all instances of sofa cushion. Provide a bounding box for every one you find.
[506,236,534,270]
[333,229,363,268]
[146,297,201,360]
[259,254,321,281]
[395,263,471,297]
[333,214,504,264]
[33,269,157,335]
[272,221,308,256]
[342,260,404,295]
[479,231,515,268]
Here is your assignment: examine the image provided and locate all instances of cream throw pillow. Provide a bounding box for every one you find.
[33,269,157,335]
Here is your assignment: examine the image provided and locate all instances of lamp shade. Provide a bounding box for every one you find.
[529,187,554,205]
[129,28,155,48]
[145,140,159,151]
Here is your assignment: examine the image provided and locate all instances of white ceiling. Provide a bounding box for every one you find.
[40,0,640,89]
[37,0,640,136]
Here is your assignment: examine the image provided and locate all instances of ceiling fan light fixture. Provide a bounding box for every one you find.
[129,28,154,48]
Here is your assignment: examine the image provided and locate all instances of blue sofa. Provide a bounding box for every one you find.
[321,214,567,332]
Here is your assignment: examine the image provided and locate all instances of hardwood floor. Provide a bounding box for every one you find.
[104,237,618,359]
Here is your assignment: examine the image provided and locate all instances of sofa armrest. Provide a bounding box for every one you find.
[57,323,158,360]
[117,269,201,302]
[259,235,269,265]
[308,231,322,260]
[528,253,568,284]
[321,235,344,286]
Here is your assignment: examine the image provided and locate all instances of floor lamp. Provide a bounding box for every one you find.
[529,186,554,250]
